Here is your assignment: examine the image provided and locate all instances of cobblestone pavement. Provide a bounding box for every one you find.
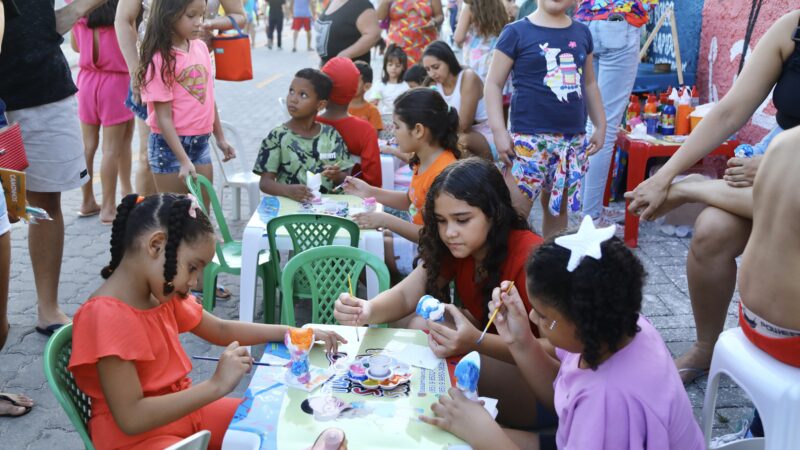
[0,23,751,449]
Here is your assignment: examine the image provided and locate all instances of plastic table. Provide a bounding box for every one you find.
[604,131,737,248]
[238,195,385,324]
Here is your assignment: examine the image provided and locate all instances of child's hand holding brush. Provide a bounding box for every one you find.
[486,281,537,348]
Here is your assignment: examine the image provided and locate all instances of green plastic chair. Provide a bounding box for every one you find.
[280,245,390,326]
[266,213,359,321]
[43,324,95,450]
[186,175,275,321]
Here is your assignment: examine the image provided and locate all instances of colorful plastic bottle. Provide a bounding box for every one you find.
[644,94,659,135]
[661,100,676,136]
[676,90,693,135]
[691,86,701,108]
[735,144,754,158]
[625,95,641,131]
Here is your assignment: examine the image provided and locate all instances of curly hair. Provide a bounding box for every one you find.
[417,158,528,319]
[464,0,509,39]
[526,236,646,369]
[393,88,462,167]
[136,0,197,91]
[102,193,214,296]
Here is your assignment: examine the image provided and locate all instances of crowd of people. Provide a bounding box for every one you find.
[0,0,798,449]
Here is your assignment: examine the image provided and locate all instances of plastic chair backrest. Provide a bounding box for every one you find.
[186,174,235,268]
[163,430,212,450]
[280,245,390,325]
[43,324,95,450]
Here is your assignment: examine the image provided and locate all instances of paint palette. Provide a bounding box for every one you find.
[346,355,412,391]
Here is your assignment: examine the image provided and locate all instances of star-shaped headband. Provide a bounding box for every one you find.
[554,216,616,272]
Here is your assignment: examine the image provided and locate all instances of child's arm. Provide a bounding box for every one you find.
[352,212,421,243]
[341,175,410,210]
[70,29,79,53]
[582,53,606,156]
[427,304,516,362]
[453,4,471,48]
[457,70,483,133]
[259,173,314,202]
[192,312,346,352]
[212,103,236,162]
[153,102,197,179]
[96,342,251,435]
[485,51,515,165]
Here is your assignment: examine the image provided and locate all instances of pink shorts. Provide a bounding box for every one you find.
[76,69,134,126]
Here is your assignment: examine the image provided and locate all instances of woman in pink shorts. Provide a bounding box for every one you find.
[71,0,134,224]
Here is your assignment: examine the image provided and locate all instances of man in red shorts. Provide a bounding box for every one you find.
[289,0,315,52]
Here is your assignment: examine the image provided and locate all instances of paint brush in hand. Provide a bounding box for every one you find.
[333,171,362,192]
[192,355,284,367]
[348,274,360,342]
[476,281,515,345]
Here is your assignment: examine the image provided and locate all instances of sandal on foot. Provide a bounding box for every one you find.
[0,394,33,417]
[678,367,709,385]
[34,323,66,337]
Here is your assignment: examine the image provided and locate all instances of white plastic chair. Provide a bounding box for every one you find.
[701,327,800,450]
[163,430,211,450]
[210,121,261,220]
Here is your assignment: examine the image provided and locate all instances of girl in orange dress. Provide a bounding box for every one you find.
[68,193,345,450]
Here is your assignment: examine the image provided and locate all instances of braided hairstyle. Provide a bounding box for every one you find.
[393,88,462,167]
[526,236,646,370]
[102,193,214,296]
[417,158,528,318]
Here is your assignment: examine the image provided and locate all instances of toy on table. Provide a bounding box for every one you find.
[285,328,315,385]
[415,295,445,323]
[454,351,481,401]
[362,197,377,213]
[345,354,412,391]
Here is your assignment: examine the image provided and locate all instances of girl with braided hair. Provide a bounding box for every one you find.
[68,193,345,450]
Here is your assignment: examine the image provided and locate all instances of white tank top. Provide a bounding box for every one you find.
[436,70,489,124]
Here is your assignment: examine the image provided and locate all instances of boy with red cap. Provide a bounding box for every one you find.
[317,57,382,188]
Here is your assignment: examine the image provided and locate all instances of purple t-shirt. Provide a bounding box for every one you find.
[553,316,705,450]
[495,18,593,135]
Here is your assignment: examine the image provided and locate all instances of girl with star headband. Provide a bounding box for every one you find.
[422,218,705,450]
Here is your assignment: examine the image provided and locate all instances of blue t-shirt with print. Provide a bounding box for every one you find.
[495,19,593,135]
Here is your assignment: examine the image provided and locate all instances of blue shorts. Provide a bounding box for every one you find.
[147,133,212,174]
[125,86,149,121]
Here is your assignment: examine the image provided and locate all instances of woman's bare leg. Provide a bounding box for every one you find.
[79,123,101,215]
[675,206,751,382]
[653,176,753,220]
[540,189,569,239]
[117,120,134,197]
[99,122,131,223]
[136,118,157,195]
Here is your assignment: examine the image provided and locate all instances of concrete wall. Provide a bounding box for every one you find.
[644,0,705,78]
[696,0,797,144]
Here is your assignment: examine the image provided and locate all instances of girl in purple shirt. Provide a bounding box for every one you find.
[422,223,705,450]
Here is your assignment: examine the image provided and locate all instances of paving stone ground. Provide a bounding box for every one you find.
[0,20,751,449]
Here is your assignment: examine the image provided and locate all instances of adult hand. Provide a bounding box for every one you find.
[493,130,515,167]
[585,127,605,156]
[351,211,387,230]
[623,174,671,221]
[217,139,237,162]
[341,175,372,198]
[310,328,347,354]
[179,160,197,180]
[211,341,253,395]
[333,293,373,326]
[490,281,535,347]
[427,304,479,358]
[724,156,762,188]
[285,184,314,202]
[419,388,496,446]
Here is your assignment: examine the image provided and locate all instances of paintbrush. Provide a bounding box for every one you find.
[333,171,362,191]
[348,274,360,342]
[192,355,285,367]
[476,281,515,345]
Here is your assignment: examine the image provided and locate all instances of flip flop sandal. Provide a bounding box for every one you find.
[678,367,709,385]
[34,323,65,337]
[0,394,33,418]
[76,209,100,218]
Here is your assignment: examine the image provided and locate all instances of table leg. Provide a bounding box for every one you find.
[362,231,385,298]
[623,147,649,248]
[602,145,618,207]
[239,226,265,323]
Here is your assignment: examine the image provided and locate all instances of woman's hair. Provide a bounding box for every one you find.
[382,44,408,83]
[393,88,461,165]
[102,193,215,296]
[464,0,509,38]
[136,0,196,89]
[417,158,528,314]
[422,41,462,77]
[526,236,646,370]
[87,0,119,28]
[294,68,333,101]
[403,64,427,86]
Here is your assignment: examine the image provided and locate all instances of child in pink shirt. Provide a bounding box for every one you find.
[137,0,236,195]
[422,219,705,450]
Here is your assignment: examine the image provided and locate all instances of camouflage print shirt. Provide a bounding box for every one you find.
[252,123,354,192]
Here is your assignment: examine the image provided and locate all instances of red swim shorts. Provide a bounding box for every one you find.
[292,17,311,31]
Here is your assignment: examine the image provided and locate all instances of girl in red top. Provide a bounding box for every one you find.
[69,193,345,450]
[343,88,460,276]
[335,158,549,428]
